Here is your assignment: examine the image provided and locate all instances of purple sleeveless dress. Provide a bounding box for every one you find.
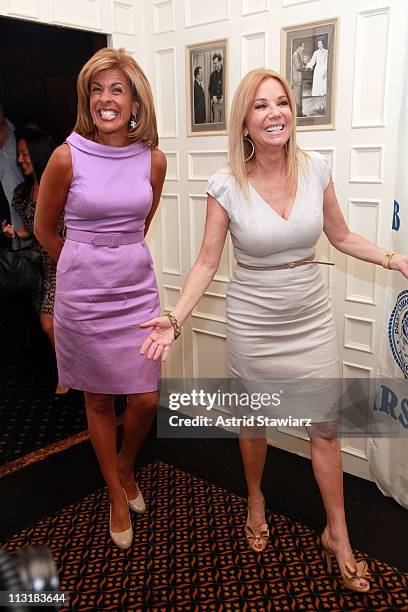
[54,132,161,394]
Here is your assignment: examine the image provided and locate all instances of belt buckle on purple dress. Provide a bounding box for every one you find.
[108,233,121,248]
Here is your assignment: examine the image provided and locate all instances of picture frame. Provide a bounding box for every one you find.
[281,18,338,131]
[185,38,228,136]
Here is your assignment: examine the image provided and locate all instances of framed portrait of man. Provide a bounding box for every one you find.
[186,38,228,136]
[281,18,338,130]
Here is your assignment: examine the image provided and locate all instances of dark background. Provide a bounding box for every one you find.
[0,16,107,144]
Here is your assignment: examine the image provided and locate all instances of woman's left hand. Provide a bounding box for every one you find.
[139,316,176,362]
[1,220,15,238]
[389,254,408,278]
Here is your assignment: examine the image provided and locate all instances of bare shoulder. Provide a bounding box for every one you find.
[151,148,167,173]
[45,144,72,183]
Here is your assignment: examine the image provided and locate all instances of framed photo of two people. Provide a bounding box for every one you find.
[281,18,338,130]
[186,38,228,136]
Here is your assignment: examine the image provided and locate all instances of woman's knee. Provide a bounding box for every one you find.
[239,425,267,441]
[85,393,114,415]
[307,421,339,447]
[307,420,338,442]
[128,392,158,413]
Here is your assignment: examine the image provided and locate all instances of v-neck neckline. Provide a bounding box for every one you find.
[248,173,300,222]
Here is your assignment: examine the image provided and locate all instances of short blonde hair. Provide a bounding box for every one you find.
[228,68,307,196]
[74,47,158,147]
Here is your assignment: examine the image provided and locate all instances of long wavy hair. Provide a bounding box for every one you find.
[228,68,308,197]
[74,47,158,148]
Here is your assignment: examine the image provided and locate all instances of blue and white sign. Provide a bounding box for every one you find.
[369,58,408,509]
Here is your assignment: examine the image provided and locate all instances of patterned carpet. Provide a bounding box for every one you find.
[2,462,408,611]
[0,364,87,466]
[0,364,127,471]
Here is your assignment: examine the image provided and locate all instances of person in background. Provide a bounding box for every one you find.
[306,39,328,113]
[0,100,24,232]
[0,100,33,369]
[1,128,68,398]
[291,41,307,117]
[208,52,224,123]
[193,65,206,124]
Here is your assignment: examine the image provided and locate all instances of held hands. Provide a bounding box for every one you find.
[139,316,176,362]
[1,220,15,238]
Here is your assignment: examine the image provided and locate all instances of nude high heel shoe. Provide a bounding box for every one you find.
[128,483,146,515]
[245,497,269,552]
[109,489,133,550]
[321,527,370,593]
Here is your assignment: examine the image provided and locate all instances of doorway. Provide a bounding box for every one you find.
[0,17,108,469]
[0,16,107,144]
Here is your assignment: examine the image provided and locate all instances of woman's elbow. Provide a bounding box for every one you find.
[33,221,41,242]
[195,255,220,276]
[33,219,48,246]
[327,230,351,252]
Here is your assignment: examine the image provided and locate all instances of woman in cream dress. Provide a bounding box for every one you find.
[140,69,408,592]
[307,39,328,111]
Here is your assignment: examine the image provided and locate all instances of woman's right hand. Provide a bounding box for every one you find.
[1,220,15,238]
[139,316,177,362]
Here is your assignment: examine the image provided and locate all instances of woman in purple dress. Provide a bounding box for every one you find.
[35,48,166,550]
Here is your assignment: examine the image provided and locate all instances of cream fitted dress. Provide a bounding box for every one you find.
[206,152,339,422]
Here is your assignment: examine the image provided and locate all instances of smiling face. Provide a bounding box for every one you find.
[89,68,135,142]
[17,139,34,177]
[245,77,293,154]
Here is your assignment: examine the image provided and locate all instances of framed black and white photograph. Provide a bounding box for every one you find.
[281,18,338,131]
[186,38,228,136]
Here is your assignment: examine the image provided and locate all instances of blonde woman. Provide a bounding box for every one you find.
[141,68,408,590]
[35,48,166,549]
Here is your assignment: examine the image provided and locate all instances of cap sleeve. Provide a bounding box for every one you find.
[317,154,331,190]
[307,151,332,191]
[205,171,231,216]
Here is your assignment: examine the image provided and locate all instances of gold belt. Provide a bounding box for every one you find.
[237,256,334,271]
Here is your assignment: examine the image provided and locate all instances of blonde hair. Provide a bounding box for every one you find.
[228,68,308,196]
[74,47,158,147]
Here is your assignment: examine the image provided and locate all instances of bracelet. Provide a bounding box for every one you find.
[383,250,397,269]
[165,313,181,340]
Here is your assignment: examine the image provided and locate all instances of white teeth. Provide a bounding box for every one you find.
[265,125,284,132]
[99,110,118,120]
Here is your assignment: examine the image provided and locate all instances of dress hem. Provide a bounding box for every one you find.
[59,379,159,395]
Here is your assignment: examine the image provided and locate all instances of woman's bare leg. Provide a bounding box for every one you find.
[309,422,369,589]
[85,391,130,532]
[117,391,157,498]
[239,429,267,530]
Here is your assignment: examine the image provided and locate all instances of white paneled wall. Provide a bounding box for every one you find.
[154,48,178,137]
[185,0,230,27]
[352,7,390,128]
[241,31,268,76]
[142,0,408,481]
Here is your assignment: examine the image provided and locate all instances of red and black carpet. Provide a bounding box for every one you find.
[2,461,408,611]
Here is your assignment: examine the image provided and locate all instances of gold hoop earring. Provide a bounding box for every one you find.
[243,137,254,162]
